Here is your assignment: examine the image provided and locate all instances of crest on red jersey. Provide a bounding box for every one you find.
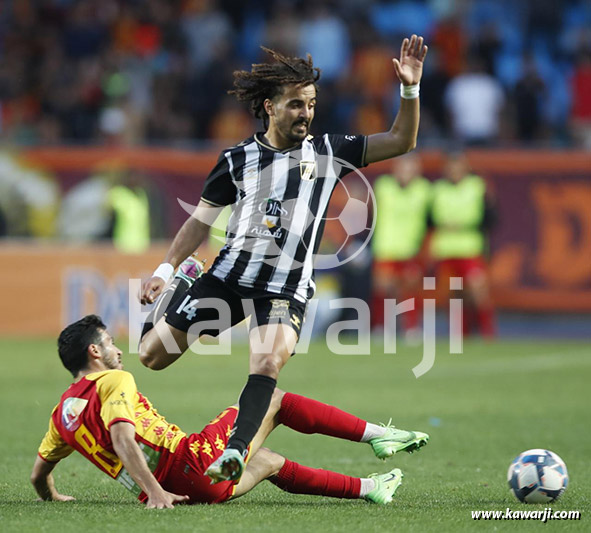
[62,397,89,431]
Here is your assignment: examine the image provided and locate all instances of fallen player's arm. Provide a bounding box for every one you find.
[110,421,189,509]
[30,455,75,502]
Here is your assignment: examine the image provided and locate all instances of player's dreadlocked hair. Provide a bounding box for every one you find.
[58,314,106,377]
[230,47,321,128]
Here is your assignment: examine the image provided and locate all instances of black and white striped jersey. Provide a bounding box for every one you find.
[200,132,367,302]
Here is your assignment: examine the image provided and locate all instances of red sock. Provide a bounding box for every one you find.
[279,393,366,442]
[271,459,361,499]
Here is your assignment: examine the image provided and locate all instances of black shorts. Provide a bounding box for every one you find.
[164,272,306,339]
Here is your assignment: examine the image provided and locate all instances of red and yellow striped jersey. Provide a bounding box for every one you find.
[38,369,186,497]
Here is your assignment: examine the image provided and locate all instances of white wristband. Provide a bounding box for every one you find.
[152,262,174,282]
[400,83,420,99]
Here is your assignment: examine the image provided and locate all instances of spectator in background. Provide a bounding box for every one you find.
[473,21,501,77]
[444,56,505,146]
[264,1,302,57]
[419,49,450,139]
[299,2,351,83]
[58,165,163,247]
[514,53,547,142]
[0,0,588,147]
[431,13,467,78]
[62,1,108,60]
[570,50,591,149]
[430,152,496,338]
[58,171,113,242]
[0,152,59,238]
[371,154,431,343]
[209,95,254,143]
[181,0,232,74]
[108,170,151,254]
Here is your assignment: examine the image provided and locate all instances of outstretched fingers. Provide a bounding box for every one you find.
[420,43,429,61]
[407,35,417,56]
[401,35,428,62]
[414,36,424,56]
[400,37,409,60]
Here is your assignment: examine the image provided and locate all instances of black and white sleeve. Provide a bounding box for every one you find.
[200,152,239,207]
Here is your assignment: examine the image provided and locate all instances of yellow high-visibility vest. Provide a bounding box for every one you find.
[372,175,431,260]
[431,175,486,259]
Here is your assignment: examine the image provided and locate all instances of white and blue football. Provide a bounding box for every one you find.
[507,449,568,503]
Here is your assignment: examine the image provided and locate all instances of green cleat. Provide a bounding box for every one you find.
[205,448,245,484]
[175,254,205,285]
[369,421,429,460]
[365,468,404,504]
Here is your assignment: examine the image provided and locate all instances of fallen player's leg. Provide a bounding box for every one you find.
[232,447,404,505]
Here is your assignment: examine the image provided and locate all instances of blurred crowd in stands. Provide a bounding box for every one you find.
[1,0,591,148]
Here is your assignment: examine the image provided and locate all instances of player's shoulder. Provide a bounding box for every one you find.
[87,369,135,386]
[309,133,361,144]
[306,133,363,156]
[219,135,257,156]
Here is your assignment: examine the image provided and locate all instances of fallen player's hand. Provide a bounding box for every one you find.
[141,276,166,305]
[145,490,189,509]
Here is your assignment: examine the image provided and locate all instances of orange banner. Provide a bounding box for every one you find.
[0,243,172,336]
[3,147,590,321]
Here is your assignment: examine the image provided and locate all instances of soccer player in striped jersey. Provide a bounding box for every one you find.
[32,316,428,507]
[139,36,429,483]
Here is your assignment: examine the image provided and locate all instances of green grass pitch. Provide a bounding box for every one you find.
[1,337,589,532]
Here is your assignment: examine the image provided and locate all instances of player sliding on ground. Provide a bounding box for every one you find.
[139,35,429,483]
[31,316,429,508]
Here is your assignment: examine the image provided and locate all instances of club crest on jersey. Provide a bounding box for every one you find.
[299,160,316,181]
[268,299,290,320]
[62,397,89,431]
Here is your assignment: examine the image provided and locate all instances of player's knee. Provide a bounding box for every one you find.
[252,356,283,378]
[138,343,166,371]
[259,448,286,477]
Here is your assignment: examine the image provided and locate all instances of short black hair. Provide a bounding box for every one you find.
[57,315,106,377]
[230,47,321,129]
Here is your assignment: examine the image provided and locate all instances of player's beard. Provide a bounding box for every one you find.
[286,119,309,143]
[102,349,122,370]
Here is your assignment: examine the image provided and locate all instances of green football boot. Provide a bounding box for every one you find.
[205,448,245,484]
[175,254,205,285]
[365,468,404,504]
[369,420,429,460]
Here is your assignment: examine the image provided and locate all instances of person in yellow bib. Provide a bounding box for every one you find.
[430,152,496,337]
[371,154,431,341]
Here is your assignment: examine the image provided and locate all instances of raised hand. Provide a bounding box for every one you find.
[393,34,428,86]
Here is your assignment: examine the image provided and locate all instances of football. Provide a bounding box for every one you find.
[507,449,568,503]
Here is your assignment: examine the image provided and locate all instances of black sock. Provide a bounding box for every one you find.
[227,374,277,455]
[141,278,191,338]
